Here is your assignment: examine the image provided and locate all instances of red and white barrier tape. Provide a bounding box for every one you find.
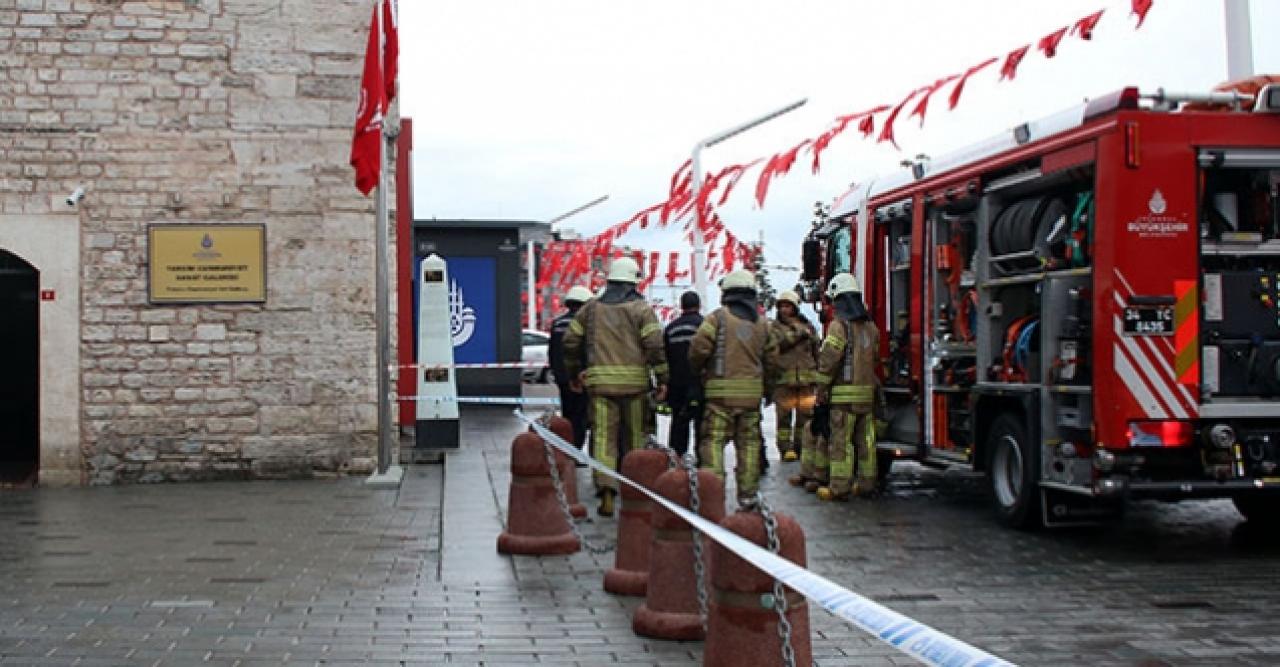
[395,361,545,370]
[398,395,560,407]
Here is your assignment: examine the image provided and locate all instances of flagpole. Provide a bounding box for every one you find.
[367,120,403,488]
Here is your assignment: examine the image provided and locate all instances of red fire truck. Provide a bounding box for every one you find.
[800,77,1280,528]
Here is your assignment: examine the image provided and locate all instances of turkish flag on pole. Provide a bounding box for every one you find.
[351,1,396,195]
[382,0,399,102]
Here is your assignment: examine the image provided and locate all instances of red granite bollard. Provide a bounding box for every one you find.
[496,432,580,555]
[603,449,670,596]
[546,416,587,519]
[703,510,811,666]
[633,469,726,640]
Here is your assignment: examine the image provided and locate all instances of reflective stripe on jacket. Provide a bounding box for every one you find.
[688,307,779,409]
[817,318,880,412]
[562,298,668,396]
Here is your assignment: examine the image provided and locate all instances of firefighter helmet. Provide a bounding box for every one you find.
[720,269,756,291]
[777,290,801,308]
[565,285,593,304]
[606,257,642,283]
[826,272,860,298]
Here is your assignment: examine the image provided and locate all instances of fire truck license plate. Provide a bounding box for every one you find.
[1123,305,1174,336]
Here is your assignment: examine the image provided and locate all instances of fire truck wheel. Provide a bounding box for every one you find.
[1232,496,1280,526]
[987,414,1042,529]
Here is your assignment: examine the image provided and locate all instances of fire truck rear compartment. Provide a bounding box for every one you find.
[1200,161,1280,400]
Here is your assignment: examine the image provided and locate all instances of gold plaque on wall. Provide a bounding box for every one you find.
[148,224,266,303]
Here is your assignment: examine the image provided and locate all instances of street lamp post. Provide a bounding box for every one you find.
[690,98,808,302]
[1224,0,1254,80]
[528,195,610,330]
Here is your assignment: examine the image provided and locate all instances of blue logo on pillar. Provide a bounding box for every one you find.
[446,257,496,363]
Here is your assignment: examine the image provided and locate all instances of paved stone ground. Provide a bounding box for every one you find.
[3,386,1280,666]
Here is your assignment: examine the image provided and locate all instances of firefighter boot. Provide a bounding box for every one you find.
[783,447,798,462]
[851,477,878,498]
[804,480,821,493]
[815,487,850,502]
[597,489,617,517]
[787,474,807,487]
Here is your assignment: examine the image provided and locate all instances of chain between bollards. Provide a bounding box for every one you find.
[758,492,796,667]
[685,449,709,631]
[541,436,614,556]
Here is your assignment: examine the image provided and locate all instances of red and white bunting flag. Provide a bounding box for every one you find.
[858,113,877,137]
[999,44,1031,81]
[948,57,997,109]
[754,140,809,208]
[1072,9,1105,40]
[1037,26,1069,58]
[574,1,1141,257]
[909,75,960,127]
[878,86,927,148]
[1131,0,1153,29]
[717,160,758,207]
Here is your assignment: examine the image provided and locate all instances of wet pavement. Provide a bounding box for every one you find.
[3,385,1280,665]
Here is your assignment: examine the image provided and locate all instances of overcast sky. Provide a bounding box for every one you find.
[399,0,1280,299]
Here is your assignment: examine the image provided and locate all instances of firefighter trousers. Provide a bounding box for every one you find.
[799,425,828,485]
[773,385,814,455]
[827,407,877,496]
[589,393,649,494]
[698,403,763,501]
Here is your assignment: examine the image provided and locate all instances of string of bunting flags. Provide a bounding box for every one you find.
[536,0,1156,305]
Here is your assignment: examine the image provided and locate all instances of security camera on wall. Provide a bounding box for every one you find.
[66,187,85,207]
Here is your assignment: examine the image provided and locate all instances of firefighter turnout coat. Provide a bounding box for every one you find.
[689,307,779,502]
[815,317,880,496]
[770,316,819,453]
[563,295,668,492]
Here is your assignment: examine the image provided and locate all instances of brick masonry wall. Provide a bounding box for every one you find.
[0,0,397,483]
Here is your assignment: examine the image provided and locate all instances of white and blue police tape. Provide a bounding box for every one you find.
[399,396,561,407]
[517,410,1015,667]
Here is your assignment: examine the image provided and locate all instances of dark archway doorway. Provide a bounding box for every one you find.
[0,250,38,486]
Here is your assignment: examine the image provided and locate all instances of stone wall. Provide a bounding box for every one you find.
[0,0,396,484]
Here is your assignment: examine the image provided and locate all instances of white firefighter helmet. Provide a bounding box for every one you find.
[777,290,801,308]
[720,269,756,291]
[565,285,593,304]
[826,272,860,298]
[606,257,642,283]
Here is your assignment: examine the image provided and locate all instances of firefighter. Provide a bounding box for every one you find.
[563,257,668,517]
[770,289,819,465]
[548,285,594,453]
[814,272,880,501]
[663,290,703,462]
[690,269,779,509]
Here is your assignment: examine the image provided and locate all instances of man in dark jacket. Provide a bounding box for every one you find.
[663,291,703,461]
[549,285,594,450]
